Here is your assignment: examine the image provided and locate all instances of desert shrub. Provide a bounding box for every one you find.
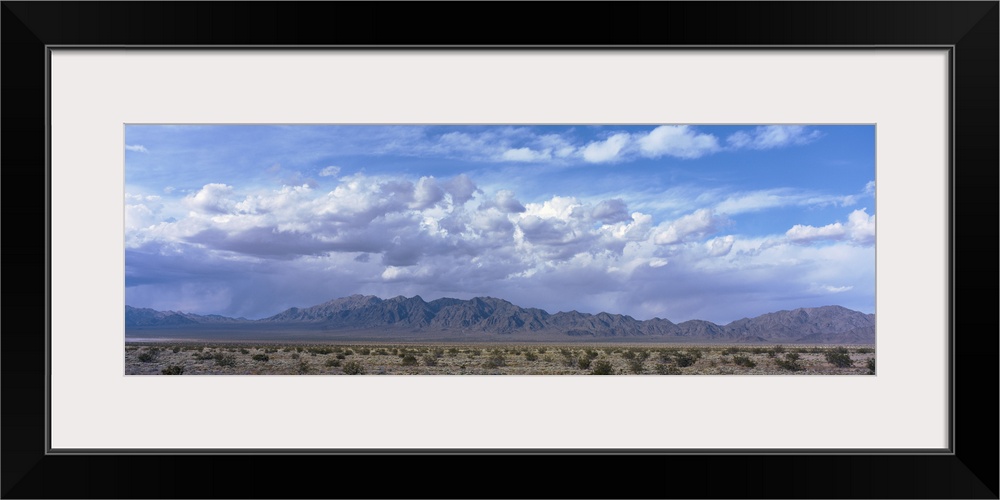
[750,347,764,354]
[447,348,459,356]
[591,360,614,375]
[674,352,695,368]
[374,348,388,355]
[825,347,853,368]
[325,358,342,367]
[291,353,300,360]
[137,351,157,362]
[866,358,876,374]
[628,359,644,374]
[635,350,650,362]
[295,347,303,353]
[773,345,785,354]
[343,349,354,356]
[336,353,346,360]
[297,360,312,374]
[689,349,703,360]
[214,353,236,367]
[766,350,776,358]
[622,350,636,360]
[265,348,277,353]
[239,348,250,355]
[401,354,418,366]
[483,352,506,369]
[722,347,740,356]
[432,348,444,358]
[655,363,681,375]
[524,351,538,361]
[537,347,547,354]
[172,346,181,353]
[657,350,672,363]
[252,354,269,362]
[561,350,577,367]
[542,354,554,363]
[357,348,371,356]
[422,354,438,366]
[161,365,184,375]
[342,360,365,374]
[732,355,756,368]
[775,352,802,371]
[577,356,592,370]
[468,349,481,357]
[585,349,599,360]
[855,347,875,354]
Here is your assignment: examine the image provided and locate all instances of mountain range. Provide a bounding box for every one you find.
[125,294,875,343]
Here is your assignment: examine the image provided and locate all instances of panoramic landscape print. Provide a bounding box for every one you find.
[125,124,875,375]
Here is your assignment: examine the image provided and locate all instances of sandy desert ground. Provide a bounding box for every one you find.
[125,342,875,375]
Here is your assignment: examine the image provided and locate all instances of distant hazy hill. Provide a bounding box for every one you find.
[125,295,875,343]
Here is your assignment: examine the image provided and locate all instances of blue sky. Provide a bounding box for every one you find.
[125,124,875,323]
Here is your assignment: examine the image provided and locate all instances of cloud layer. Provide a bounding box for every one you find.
[127,173,874,322]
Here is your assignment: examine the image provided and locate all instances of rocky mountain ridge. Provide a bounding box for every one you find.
[126,294,875,343]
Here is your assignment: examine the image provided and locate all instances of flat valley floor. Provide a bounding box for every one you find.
[125,342,875,375]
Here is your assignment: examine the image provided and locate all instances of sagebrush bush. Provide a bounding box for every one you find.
[342,360,365,375]
[161,365,184,375]
[239,348,250,355]
[577,356,592,370]
[591,360,614,375]
[655,363,681,375]
[252,354,269,362]
[297,360,311,374]
[825,349,853,368]
[866,358,876,374]
[732,355,756,368]
[401,354,418,366]
[775,352,802,371]
[357,348,371,356]
[628,359,644,374]
[137,351,157,362]
[325,358,341,368]
[214,353,236,367]
[674,352,695,368]
[422,354,438,366]
[483,352,506,369]
[290,353,300,360]
[524,351,538,361]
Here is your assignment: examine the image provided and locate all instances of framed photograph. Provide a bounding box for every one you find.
[4,2,996,498]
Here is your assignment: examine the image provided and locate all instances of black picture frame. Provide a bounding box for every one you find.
[3,2,996,498]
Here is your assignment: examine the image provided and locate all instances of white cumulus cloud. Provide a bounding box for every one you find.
[786,208,875,245]
[501,147,551,162]
[654,209,722,245]
[726,125,821,150]
[582,133,630,163]
[637,125,720,159]
[319,166,341,177]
